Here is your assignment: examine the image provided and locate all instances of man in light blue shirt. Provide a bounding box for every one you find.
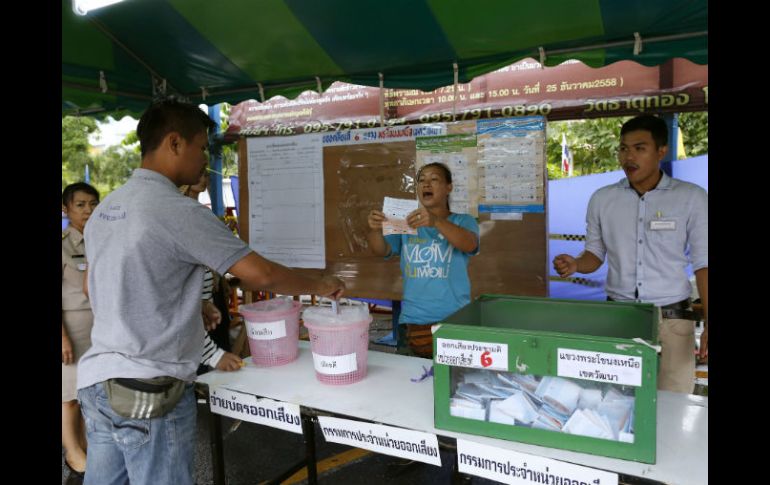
[553,115,707,394]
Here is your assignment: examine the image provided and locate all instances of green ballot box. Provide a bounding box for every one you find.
[433,294,659,463]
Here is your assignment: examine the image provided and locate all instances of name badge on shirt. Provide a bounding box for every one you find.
[72,254,87,271]
[650,220,676,231]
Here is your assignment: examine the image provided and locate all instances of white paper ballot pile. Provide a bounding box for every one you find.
[447,368,636,443]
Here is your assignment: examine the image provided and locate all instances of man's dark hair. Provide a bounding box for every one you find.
[620,115,668,148]
[136,99,216,157]
[62,182,100,207]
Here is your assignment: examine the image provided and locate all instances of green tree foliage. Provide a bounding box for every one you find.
[547,112,708,180]
[63,104,236,199]
[62,116,97,190]
[678,111,708,157]
[62,115,140,197]
[218,103,239,177]
[91,137,140,194]
[547,116,630,179]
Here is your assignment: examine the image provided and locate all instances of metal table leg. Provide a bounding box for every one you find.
[302,414,318,484]
[205,387,226,485]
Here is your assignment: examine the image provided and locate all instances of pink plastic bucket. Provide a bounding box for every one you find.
[302,306,372,385]
[240,299,301,366]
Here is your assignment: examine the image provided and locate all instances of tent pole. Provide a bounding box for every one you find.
[661,113,678,177]
[208,104,224,217]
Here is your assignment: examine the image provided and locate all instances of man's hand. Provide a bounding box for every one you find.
[698,326,708,363]
[215,352,243,371]
[62,334,74,365]
[553,254,578,278]
[318,275,346,300]
[202,300,222,331]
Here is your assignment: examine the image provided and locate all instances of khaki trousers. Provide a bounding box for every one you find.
[658,318,696,394]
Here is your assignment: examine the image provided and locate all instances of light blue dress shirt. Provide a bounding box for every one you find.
[584,172,707,306]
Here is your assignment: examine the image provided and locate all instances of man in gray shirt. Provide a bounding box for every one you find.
[78,100,344,485]
[553,114,707,394]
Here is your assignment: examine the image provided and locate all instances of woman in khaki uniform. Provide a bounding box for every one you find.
[62,182,99,481]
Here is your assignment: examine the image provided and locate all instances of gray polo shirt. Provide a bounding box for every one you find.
[584,172,708,306]
[78,168,252,388]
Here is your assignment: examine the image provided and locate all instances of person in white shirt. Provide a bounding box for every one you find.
[553,114,708,394]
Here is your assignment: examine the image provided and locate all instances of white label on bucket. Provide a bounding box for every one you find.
[209,387,302,434]
[246,320,286,340]
[312,352,357,375]
[318,416,441,466]
[435,338,508,371]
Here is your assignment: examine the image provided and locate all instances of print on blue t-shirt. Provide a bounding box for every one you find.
[385,213,479,325]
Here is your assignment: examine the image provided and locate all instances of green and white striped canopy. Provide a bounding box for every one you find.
[62,0,707,118]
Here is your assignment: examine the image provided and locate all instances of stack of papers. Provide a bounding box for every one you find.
[450,397,486,420]
[535,376,582,415]
[448,368,637,443]
[494,391,539,425]
[563,409,615,440]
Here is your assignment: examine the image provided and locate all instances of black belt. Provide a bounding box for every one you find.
[660,298,691,310]
[112,377,177,394]
[608,297,698,321]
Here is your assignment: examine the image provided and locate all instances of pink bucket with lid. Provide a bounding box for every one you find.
[239,299,301,366]
[302,305,372,385]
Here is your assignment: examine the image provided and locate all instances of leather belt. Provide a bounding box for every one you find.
[112,377,177,394]
[661,308,698,320]
[660,299,691,310]
[608,297,698,321]
[661,298,697,320]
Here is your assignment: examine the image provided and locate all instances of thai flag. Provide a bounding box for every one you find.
[561,133,573,177]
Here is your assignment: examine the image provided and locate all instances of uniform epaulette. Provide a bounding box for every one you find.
[62,231,68,240]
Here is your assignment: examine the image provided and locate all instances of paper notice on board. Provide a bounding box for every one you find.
[246,134,325,268]
[416,134,479,217]
[381,197,418,235]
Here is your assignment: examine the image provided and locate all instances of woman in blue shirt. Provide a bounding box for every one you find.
[367,163,479,357]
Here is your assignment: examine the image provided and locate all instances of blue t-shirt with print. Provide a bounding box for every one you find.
[385,213,479,325]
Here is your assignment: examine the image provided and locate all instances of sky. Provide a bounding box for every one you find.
[89,115,138,148]
[88,105,209,148]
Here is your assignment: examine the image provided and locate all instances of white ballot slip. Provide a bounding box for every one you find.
[382,197,418,235]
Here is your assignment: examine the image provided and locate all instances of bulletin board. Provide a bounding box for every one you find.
[237,121,548,301]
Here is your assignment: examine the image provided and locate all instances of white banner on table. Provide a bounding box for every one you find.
[209,387,302,434]
[557,348,642,387]
[245,319,287,340]
[436,338,509,371]
[457,439,618,485]
[318,416,441,466]
[312,352,357,375]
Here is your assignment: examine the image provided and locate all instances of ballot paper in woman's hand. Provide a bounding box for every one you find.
[381,197,418,235]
